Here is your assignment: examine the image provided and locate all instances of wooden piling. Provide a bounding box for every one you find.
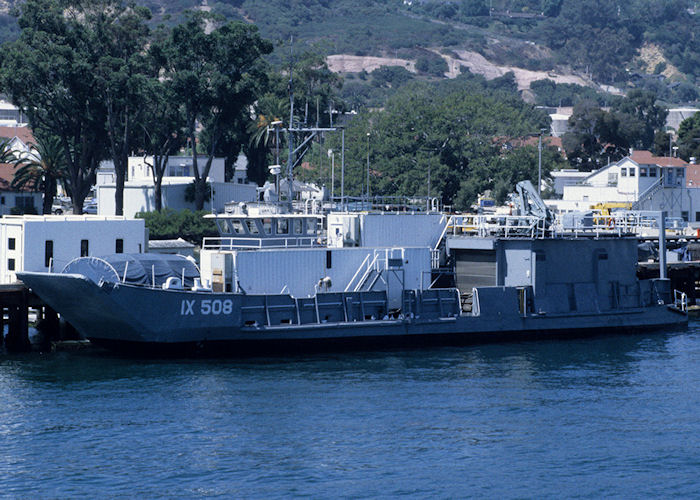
[5,295,30,352]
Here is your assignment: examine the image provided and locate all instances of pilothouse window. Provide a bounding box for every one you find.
[245,220,259,234]
[277,219,289,234]
[231,220,244,234]
[293,219,302,234]
[262,218,272,235]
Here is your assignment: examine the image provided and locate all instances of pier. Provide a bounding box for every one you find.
[0,283,60,352]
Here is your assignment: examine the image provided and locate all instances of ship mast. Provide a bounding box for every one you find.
[281,39,342,212]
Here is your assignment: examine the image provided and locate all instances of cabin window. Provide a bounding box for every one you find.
[277,219,289,234]
[80,239,89,257]
[305,219,316,235]
[45,240,53,267]
[326,250,332,268]
[231,219,244,234]
[629,168,635,177]
[245,220,259,235]
[0,196,4,204]
[8,238,15,250]
[8,258,14,271]
[293,219,302,234]
[640,167,647,177]
[216,219,231,234]
[116,238,124,253]
[262,218,272,235]
[682,211,689,222]
[620,167,627,177]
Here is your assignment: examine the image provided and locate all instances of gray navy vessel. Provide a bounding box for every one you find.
[18,183,688,354]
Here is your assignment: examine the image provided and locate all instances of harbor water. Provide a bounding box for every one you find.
[2,323,700,498]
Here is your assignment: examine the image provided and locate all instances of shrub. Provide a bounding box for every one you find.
[136,208,218,244]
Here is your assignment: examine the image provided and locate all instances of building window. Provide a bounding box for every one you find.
[640,167,647,177]
[649,168,657,177]
[115,238,124,254]
[14,196,34,210]
[8,258,15,271]
[8,238,15,250]
[326,250,332,269]
[45,240,53,268]
[629,168,635,177]
[0,196,4,205]
[682,211,689,222]
[80,239,89,257]
[621,167,627,176]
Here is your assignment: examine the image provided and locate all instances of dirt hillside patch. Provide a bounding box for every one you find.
[327,55,415,74]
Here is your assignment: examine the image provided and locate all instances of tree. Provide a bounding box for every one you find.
[157,11,273,210]
[11,134,68,214]
[0,137,17,164]
[92,1,152,216]
[138,77,186,212]
[612,89,667,149]
[677,112,700,162]
[0,0,109,214]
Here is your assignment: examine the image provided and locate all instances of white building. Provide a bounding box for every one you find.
[666,108,699,133]
[548,150,700,221]
[0,126,42,215]
[0,100,28,127]
[0,215,147,284]
[96,153,258,217]
[550,169,593,196]
[549,107,573,138]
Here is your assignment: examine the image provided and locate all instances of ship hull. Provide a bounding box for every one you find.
[19,272,688,356]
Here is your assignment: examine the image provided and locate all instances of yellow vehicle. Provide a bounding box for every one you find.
[592,202,632,226]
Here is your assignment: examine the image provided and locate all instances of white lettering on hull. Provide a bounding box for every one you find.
[180,299,233,316]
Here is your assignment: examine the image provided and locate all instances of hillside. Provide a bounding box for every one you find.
[0,0,698,107]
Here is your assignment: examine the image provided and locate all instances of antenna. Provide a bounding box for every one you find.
[287,37,295,209]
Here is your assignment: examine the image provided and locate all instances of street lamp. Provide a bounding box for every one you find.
[268,120,283,200]
[327,148,335,201]
[538,128,546,196]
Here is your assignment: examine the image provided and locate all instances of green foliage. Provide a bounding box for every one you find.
[0,0,112,213]
[325,72,557,210]
[370,66,414,89]
[136,208,218,243]
[11,134,68,214]
[154,10,273,209]
[530,79,612,107]
[562,91,668,169]
[677,112,700,162]
[415,54,448,77]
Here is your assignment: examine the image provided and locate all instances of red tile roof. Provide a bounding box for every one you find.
[0,126,35,147]
[0,162,36,192]
[630,150,688,167]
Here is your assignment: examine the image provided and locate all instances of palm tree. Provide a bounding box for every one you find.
[0,137,17,164]
[11,135,68,214]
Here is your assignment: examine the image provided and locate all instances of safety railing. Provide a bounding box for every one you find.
[674,289,688,312]
[202,236,318,250]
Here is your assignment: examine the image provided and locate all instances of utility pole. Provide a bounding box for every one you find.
[341,128,345,210]
[538,129,545,196]
[366,132,371,206]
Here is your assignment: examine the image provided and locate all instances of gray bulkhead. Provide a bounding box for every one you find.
[449,236,656,317]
